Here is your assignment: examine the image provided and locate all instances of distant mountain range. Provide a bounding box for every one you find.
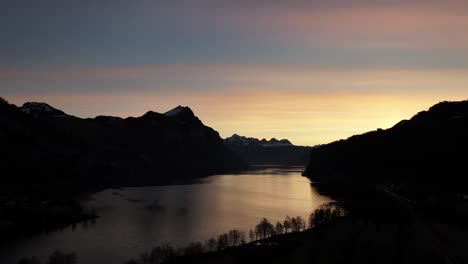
[0,99,246,194]
[303,100,468,195]
[225,134,293,147]
[224,134,313,166]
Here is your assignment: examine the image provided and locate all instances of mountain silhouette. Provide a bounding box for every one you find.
[303,100,468,195]
[0,99,246,194]
[225,134,313,166]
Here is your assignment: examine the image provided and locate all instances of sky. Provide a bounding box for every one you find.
[1,0,468,145]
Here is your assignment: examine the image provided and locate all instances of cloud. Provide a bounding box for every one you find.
[2,64,468,95]
[216,2,468,50]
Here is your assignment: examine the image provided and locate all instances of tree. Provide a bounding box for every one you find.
[140,243,176,264]
[249,228,255,242]
[228,229,244,246]
[255,218,275,239]
[183,242,204,256]
[308,203,345,228]
[296,216,306,231]
[239,230,247,245]
[204,237,217,252]
[291,217,298,232]
[217,233,229,251]
[308,211,315,228]
[283,216,292,233]
[275,221,284,235]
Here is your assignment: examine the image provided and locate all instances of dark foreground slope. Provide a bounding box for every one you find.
[0,99,246,194]
[304,100,468,195]
[225,134,313,166]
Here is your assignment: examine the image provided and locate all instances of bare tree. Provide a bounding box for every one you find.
[291,217,297,232]
[217,233,229,251]
[228,229,245,246]
[255,218,275,239]
[308,211,315,229]
[139,243,176,264]
[275,221,284,235]
[248,228,255,242]
[283,216,292,233]
[239,230,247,245]
[204,237,217,252]
[183,242,204,256]
[296,216,306,231]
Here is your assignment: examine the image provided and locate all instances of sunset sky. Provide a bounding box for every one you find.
[2,0,468,145]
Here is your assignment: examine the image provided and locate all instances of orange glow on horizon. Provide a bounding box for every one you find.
[8,88,467,146]
[5,64,468,146]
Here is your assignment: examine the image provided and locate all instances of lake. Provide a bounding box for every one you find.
[0,167,331,264]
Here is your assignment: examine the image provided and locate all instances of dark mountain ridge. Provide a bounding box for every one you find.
[0,98,246,195]
[303,100,468,195]
[225,134,313,166]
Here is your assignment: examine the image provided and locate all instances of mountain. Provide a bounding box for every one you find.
[225,134,292,147]
[20,102,68,118]
[303,100,468,195]
[0,98,247,194]
[225,134,313,166]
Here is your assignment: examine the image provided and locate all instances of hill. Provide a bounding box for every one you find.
[303,100,468,196]
[0,99,246,195]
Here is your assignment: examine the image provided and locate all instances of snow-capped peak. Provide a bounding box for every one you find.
[164,105,192,117]
[20,102,67,117]
[225,134,293,147]
[225,134,252,146]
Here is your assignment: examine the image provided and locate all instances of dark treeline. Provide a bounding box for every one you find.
[16,203,345,264]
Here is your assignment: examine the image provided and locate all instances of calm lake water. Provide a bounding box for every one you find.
[1,167,331,264]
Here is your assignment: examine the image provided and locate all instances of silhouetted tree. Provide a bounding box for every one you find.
[275,221,284,235]
[283,216,292,233]
[204,237,217,252]
[139,243,176,264]
[183,242,204,256]
[255,218,275,239]
[308,211,315,229]
[248,228,255,242]
[239,230,246,245]
[227,229,246,246]
[48,250,77,264]
[217,233,229,251]
[290,216,306,232]
[308,203,345,228]
[228,229,240,246]
[291,217,298,232]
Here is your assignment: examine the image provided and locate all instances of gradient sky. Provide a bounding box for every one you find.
[2,0,468,145]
